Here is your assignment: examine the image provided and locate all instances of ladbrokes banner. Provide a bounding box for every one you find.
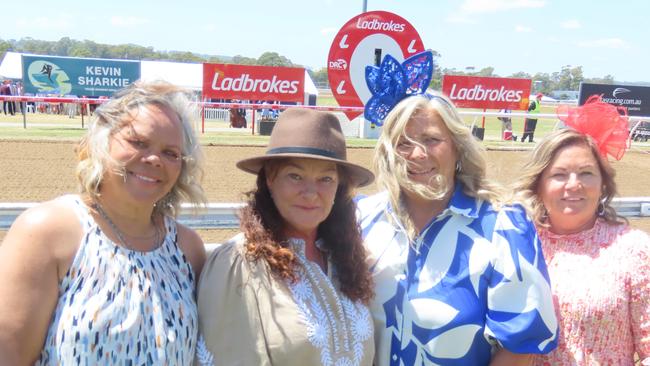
[22,54,140,96]
[579,83,650,116]
[442,75,531,110]
[203,63,305,102]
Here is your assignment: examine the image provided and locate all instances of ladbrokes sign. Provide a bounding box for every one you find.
[442,75,532,110]
[203,63,305,103]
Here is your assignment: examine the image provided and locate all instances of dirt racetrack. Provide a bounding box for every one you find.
[1,140,649,242]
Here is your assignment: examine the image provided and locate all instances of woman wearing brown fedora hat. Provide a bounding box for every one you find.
[194,108,376,366]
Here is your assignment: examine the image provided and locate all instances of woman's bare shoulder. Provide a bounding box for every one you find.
[2,197,84,256]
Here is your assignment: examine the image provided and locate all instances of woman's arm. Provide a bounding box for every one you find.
[0,202,81,365]
[196,238,272,366]
[490,348,532,366]
[176,223,206,283]
[630,230,650,363]
[485,206,558,357]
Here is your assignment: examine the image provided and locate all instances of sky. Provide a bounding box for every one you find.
[3,0,649,83]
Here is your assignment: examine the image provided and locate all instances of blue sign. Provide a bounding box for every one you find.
[22,55,141,96]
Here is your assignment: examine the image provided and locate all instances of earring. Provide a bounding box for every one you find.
[455,160,462,173]
[597,201,605,216]
[114,167,127,183]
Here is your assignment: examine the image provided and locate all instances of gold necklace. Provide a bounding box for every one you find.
[92,202,162,251]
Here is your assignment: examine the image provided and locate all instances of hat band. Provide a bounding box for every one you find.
[266,146,342,160]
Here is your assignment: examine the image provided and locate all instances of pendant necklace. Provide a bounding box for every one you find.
[92,201,161,251]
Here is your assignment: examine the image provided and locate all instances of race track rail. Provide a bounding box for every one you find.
[1,199,649,230]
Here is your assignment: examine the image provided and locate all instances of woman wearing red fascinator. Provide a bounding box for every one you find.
[514,95,650,365]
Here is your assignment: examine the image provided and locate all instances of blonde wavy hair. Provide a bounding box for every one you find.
[374,93,505,237]
[512,128,625,228]
[76,80,205,217]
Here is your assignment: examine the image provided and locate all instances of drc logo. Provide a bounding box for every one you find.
[27,60,72,95]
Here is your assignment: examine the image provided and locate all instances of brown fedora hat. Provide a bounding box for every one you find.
[237,108,374,187]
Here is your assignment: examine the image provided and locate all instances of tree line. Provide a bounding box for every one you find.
[0,37,626,98]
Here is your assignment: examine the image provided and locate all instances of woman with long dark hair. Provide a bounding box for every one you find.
[195,108,376,366]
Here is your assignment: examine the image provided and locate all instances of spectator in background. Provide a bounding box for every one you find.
[260,100,272,120]
[1,80,15,115]
[9,81,17,115]
[25,90,36,114]
[498,108,517,141]
[522,93,543,143]
[514,96,650,365]
[64,94,77,118]
[15,81,25,114]
[88,95,101,115]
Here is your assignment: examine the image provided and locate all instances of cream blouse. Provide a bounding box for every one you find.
[195,233,374,366]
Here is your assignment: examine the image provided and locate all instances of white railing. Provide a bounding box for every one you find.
[203,107,230,121]
[0,202,244,230]
[1,199,648,230]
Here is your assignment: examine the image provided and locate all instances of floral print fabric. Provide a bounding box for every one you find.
[534,219,650,366]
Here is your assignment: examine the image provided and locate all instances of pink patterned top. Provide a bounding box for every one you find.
[534,219,650,366]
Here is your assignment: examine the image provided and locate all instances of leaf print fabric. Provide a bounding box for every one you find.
[357,186,558,366]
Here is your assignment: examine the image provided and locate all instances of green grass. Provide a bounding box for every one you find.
[0,125,381,148]
[314,93,561,143]
[316,94,338,106]
[2,106,648,151]
[0,126,86,141]
[201,133,269,146]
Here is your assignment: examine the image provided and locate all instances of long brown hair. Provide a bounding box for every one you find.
[239,161,374,304]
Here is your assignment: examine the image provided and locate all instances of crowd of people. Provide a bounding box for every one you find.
[0,72,648,366]
[0,79,112,117]
[1,79,20,115]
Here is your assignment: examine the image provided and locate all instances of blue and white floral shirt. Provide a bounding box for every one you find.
[357,186,558,366]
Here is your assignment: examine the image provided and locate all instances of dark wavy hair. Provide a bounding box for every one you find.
[239,160,374,304]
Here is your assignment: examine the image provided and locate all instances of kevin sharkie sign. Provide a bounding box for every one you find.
[22,54,141,96]
[579,82,650,116]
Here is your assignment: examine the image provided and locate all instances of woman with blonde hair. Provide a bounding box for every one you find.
[358,53,558,364]
[514,96,650,365]
[358,93,558,365]
[0,80,206,365]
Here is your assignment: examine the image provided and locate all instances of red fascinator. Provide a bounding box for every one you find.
[557,95,630,160]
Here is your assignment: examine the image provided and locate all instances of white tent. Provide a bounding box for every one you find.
[530,94,557,103]
[0,52,318,99]
[140,60,203,90]
[0,52,22,79]
[303,70,317,96]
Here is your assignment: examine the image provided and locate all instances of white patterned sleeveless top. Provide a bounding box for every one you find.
[35,195,198,365]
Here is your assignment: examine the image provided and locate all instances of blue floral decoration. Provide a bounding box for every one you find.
[364,51,434,126]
